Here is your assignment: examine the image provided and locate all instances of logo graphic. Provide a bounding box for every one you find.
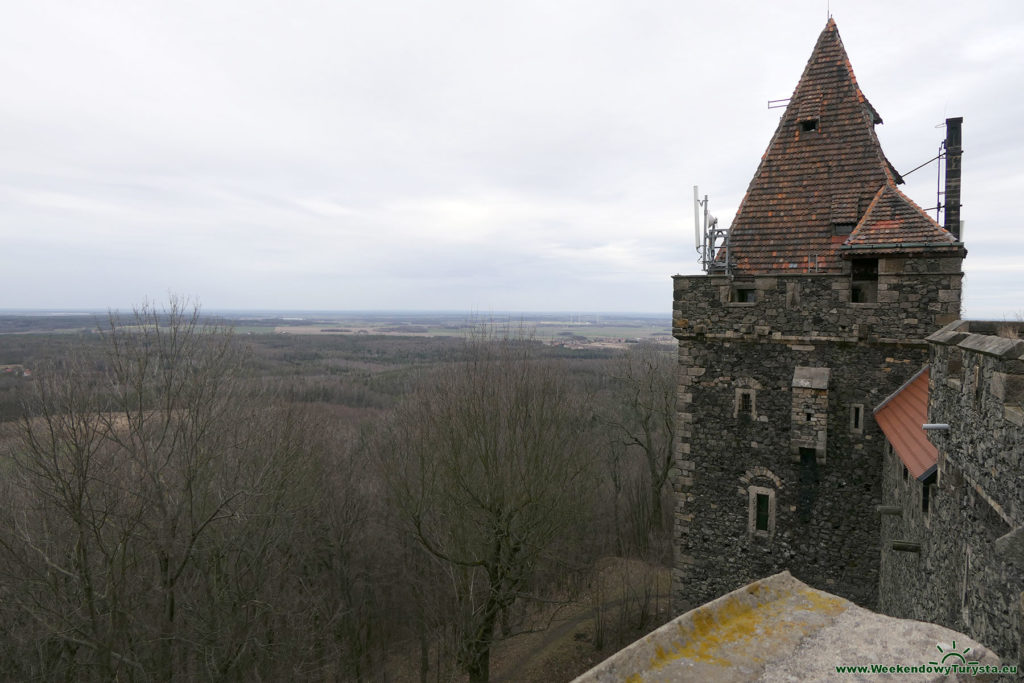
[928,640,979,667]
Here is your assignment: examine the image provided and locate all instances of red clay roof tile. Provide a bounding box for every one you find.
[873,367,936,481]
[720,19,959,274]
[841,184,962,256]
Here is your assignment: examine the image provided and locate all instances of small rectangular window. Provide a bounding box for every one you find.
[851,258,879,280]
[736,389,755,419]
[851,258,879,303]
[748,486,775,538]
[850,404,864,434]
[756,494,770,531]
[902,465,909,482]
[800,119,818,132]
[851,284,878,303]
[733,288,757,303]
[922,472,937,514]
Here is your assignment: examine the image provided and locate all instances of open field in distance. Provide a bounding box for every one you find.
[0,311,672,349]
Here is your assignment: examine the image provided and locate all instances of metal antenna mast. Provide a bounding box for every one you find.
[693,186,730,275]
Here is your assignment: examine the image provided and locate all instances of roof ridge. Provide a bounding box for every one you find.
[873,363,930,414]
[720,21,840,257]
[829,25,897,186]
[845,185,889,244]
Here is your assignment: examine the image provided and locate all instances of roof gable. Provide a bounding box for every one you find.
[723,19,907,274]
[841,184,964,256]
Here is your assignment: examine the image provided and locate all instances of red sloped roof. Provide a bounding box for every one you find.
[841,184,964,256]
[873,366,936,480]
[723,18,901,274]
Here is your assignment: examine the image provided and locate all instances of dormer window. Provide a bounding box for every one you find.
[797,92,821,134]
[831,194,859,235]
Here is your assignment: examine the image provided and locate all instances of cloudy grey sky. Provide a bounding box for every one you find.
[1,0,1022,316]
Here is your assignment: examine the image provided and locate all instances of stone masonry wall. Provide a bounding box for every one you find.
[672,257,962,343]
[879,321,1024,667]
[670,257,963,615]
[672,337,924,611]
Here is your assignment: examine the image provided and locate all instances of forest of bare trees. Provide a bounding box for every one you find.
[0,302,677,682]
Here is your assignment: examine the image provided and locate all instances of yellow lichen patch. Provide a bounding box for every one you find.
[650,594,776,669]
[625,674,644,683]
[646,584,850,674]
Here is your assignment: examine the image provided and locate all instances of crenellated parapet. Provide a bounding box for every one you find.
[927,320,1024,524]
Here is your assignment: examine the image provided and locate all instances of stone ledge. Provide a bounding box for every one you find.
[958,333,1024,359]
[572,572,1001,683]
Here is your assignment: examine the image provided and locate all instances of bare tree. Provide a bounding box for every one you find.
[380,330,594,683]
[0,299,337,681]
[604,343,677,545]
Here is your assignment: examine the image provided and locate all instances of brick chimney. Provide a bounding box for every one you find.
[944,117,963,239]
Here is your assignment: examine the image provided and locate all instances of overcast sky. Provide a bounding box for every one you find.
[1,1,1022,317]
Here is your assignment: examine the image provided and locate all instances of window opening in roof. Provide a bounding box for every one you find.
[833,222,854,235]
[800,118,819,132]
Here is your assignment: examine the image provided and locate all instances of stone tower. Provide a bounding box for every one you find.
[670,19,966,611]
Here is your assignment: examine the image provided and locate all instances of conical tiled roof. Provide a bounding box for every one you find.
[721,19,960,273]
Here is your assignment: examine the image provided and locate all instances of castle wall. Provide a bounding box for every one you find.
[671,257,962,342]
[670,259,963,613]
[878,322,1024,666]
